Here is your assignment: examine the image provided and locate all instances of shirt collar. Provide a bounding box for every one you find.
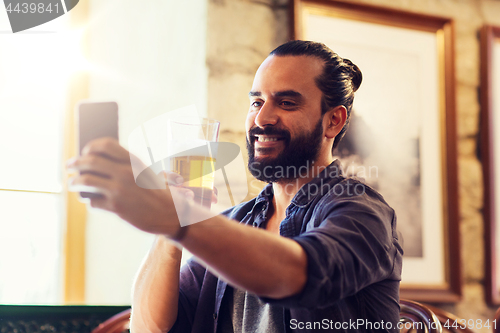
[255,182,273,205]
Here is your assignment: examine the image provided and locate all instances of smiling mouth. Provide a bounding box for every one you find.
[255,135,284,143]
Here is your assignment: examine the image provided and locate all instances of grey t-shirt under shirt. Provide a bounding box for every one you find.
[217,287,285,333]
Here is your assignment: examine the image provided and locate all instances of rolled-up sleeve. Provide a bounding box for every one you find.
[261,186,401,309]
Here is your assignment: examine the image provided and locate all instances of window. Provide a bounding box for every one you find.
[0,9,86,304]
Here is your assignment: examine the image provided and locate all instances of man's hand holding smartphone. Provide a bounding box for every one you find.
[66,101,194,237]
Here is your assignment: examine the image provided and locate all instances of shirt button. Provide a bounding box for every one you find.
[213,313,217,320]
[253,222,258,227]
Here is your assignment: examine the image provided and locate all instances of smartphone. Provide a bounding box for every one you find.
[77,101,119,198]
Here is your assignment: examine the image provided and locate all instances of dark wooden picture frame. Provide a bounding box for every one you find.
[292,0,460,302]
[481,25,500,306]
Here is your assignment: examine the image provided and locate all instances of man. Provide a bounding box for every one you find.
[68,40,403,332]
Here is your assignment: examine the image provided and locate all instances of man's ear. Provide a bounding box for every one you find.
[324,105,347,139]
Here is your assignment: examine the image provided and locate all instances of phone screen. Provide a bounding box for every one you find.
[77,101,119,198]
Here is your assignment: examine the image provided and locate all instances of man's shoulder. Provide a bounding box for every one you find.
[324,177,391,206]
[313,176,396,224]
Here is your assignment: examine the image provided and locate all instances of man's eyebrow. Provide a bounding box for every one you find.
[248,90,303,98]
[274,90,302,98]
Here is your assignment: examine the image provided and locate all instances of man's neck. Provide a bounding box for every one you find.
[268,158,333,229]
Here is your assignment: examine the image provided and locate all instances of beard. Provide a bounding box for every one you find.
[246,118,323,183]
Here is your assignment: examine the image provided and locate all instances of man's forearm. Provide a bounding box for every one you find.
[177,207,308,299]
[130,236,182,333]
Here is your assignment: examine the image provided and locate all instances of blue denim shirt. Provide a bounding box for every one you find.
[170,160,403,333]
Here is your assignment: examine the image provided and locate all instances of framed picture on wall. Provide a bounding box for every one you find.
[293,0,461,302]
[481,25,500,306]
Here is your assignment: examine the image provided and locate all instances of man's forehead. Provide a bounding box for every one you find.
[251,55,324,94]
[258,55,324,74]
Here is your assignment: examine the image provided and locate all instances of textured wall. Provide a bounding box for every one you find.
[207,0,500,330]
[207,0,290,199]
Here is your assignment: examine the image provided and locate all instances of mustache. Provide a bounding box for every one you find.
[248,126,291,140]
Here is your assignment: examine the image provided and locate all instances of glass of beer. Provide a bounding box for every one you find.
[167,118,220,208]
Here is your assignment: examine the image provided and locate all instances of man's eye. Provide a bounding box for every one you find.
[281,101,296,107]
[251,101,262,108]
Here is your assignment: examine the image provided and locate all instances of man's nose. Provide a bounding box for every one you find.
[254,103,278,128]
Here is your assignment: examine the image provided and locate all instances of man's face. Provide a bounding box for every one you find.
[245,55,326,182]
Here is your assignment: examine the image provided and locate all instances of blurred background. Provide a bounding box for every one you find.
[0,0,499,331]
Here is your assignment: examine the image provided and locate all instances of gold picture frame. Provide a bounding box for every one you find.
[480,25,500,306]
[293,0,460,302]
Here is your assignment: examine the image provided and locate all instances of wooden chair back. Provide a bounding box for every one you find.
[426,305,475,333]
[400,299,442,333]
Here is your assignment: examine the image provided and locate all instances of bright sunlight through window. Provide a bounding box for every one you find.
[0,8,87,304]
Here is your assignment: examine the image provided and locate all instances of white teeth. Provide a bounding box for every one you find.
[258,136,278,142]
